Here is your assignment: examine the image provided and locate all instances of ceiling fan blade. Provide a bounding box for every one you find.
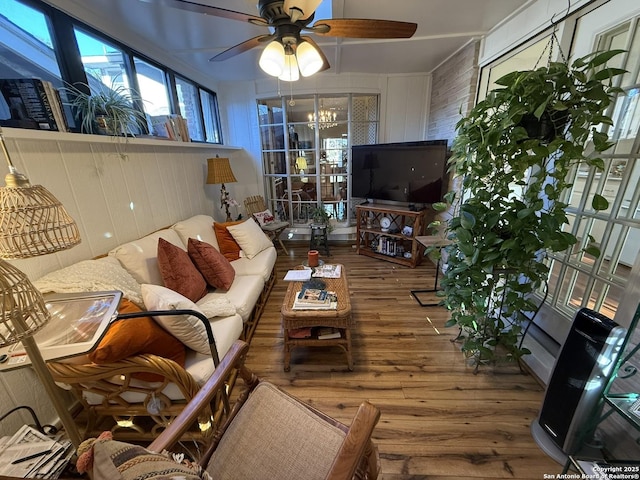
[209,35,272,62]
[140,0,267,25]
[283,0,322,22]
[300,36,330,72]
[312,19,417,39]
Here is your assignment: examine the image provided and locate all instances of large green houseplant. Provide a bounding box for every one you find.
[439,49,625,369]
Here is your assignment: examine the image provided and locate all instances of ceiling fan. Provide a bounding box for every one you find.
[142,0,418,81]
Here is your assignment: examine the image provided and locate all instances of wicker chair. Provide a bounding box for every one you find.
[244,195,289,255]
[145,340,381,480]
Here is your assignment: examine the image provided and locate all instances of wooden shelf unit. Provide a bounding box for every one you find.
[355,204,427,268]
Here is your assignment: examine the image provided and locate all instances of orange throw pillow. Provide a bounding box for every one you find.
[89,299,186,382]
[157,237,208,302]
[213,220,243,261]
[188,238,235,290]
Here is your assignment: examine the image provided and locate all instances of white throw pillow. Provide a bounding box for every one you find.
[140,284,211,355]
[253,209,275,226]
[226,218,273,259]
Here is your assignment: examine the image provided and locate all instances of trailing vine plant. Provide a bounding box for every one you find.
[438,47,626,369]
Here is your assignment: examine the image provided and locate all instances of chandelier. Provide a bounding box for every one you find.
[307,109,338,130]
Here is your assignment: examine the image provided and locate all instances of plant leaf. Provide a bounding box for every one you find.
[591,194,609,211]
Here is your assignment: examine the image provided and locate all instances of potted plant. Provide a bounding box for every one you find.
[309,204,334,233]
[438,48,625,370]
[62,80,147,137]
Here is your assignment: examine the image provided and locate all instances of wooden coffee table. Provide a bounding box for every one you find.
[281,264,353,371]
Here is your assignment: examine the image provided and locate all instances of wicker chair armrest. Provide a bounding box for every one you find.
[325,401,381,480]
[48,353,202,399]
[148,340,250,453]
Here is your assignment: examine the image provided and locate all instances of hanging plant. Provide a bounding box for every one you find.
[439,47,626,370]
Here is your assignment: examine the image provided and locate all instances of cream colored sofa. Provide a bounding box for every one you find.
[37,214,276,441]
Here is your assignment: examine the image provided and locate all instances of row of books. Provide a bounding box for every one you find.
[0,78,69,132]
[150,114,191,142]
[292,289,338,310]
[288,326,342,340]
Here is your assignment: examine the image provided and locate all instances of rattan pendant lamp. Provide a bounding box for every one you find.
[0,128,82,446]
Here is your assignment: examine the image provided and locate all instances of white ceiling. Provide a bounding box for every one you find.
[48,0,531,82]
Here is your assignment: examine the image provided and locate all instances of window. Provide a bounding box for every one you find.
[0,0,223,143]
[548,19,640,320]
[258,94,379,226]
[175,76,204,142]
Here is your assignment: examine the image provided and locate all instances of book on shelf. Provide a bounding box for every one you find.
[312,264,341,278]
[316,327,341,340]
[288,327,313,339]
[149,114,190,141]
[0,78,68,132]
[292,291,337,310]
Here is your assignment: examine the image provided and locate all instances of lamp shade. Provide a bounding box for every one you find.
[206,157,237,185]
[279,53,300,82]
[296,156,308,170]
[0,258,50,346]
[0,180,81,259]
[259,40,286,77]
[297,41,324,77]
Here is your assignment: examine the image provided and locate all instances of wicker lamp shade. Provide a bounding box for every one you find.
[206,157,237,185]
[0,258,50,346]
[0,183,81,259]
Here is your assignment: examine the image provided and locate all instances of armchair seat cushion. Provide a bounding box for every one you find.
[208,382,346,480]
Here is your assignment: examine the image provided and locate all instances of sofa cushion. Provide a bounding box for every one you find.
[214,220,243,261]
[172,215,220,251]
[227,218,273,259]
[109,229,185,285]
[231,246,277,284]
[203,274,264,322]
[207,382,345,480]
[157,238,208,302]
[188,238,235,290]
[89,298,186,382]
[141,284,211,355]
[33,256,144,308]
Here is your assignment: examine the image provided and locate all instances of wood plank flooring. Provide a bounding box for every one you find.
[245,242,562,479]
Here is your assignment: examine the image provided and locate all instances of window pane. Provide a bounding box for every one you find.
[75,28,130,90]
[0,0,60,79]
[200,89,221,143]
[134,57,169,117]
[175,76,203,141]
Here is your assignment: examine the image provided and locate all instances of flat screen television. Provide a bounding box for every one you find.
[351,140,449,205]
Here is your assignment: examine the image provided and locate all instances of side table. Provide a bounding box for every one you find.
[309,223,330,255]
[410,235,452,307]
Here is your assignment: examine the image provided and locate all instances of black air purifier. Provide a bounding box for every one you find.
[531,308,626,464]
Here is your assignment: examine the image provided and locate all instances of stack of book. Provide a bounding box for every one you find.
[149,114,191,141]
[292,288,338,310]
[0,78,68,132]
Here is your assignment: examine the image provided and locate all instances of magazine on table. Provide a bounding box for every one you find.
[297,288,328,304]
[312,264,341,278]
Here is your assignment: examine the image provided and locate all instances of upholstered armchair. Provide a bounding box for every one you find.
[79,340,381,480]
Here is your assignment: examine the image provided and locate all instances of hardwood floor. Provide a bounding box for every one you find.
[245,242,561,479]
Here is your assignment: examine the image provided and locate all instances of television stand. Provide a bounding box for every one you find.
[355,204,426,268]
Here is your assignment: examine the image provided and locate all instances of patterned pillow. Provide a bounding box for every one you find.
[77,432,209,480]
[253,209,275,226]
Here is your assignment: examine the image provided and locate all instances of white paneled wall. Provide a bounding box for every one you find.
[0,128,250,434]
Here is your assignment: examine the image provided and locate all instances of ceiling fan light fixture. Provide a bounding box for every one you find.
[283,0,322,22]
[297,40,323,77]
[259,40,286,77]
[278,49,300,82]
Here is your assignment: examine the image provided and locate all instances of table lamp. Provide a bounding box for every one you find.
[0,128,82,447]
[206,157,237,222]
